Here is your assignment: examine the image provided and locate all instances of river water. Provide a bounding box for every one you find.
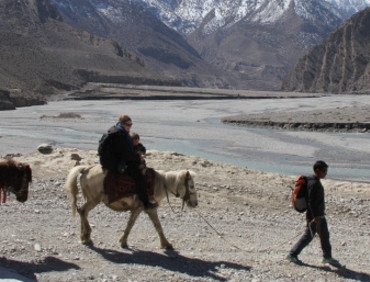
[1,95,370,182]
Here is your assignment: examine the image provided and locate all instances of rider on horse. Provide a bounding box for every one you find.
[98,114,157,210]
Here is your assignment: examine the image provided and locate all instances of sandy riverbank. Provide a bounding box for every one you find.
[223,104,370,133]
[65,83,319,100]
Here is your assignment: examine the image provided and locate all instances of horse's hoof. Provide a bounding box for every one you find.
[163,244,174,250]
[120,242,129,249]
[81,239,94,246]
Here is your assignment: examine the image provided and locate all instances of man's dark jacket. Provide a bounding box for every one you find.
[306,175,326,220]
[99,125,140,173]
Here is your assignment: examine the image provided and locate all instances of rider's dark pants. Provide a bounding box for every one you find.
[126,165,149,206]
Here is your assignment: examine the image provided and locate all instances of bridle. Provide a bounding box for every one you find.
[0,186,7,204]
[166,173,193,212]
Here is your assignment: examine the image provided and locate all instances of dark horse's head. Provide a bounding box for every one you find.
[0,160,32,203]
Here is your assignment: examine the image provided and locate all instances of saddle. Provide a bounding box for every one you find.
[104,168,156,204]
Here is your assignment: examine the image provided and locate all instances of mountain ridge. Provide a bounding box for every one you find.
[143,0,370,34]
[282,7,370,93]
[50,0,234,89]
[0,0,164,109]
[1,0,369,110]
[142,0,370,90]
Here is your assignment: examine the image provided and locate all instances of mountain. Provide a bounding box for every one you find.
[143,0,370,90]
[282,8,370,93]
[0,0,167,109]
[49,0,232,89]
[1,0,368,107]
[143,0,370,35]
[326,0,370,17]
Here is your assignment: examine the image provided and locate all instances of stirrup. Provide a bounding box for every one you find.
[144,202,158,210]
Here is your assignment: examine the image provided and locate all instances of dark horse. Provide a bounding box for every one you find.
[0,159,32,203]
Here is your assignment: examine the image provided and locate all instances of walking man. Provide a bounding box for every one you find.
[287,160,341,267]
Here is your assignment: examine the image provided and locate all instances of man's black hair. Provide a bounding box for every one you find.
[313,160,328,172]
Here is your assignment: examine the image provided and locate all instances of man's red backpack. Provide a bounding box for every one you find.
[291,176,308,213]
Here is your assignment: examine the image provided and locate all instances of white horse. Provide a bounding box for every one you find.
[65,164,198,249]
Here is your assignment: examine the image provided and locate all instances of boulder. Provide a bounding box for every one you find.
[37,144,53,154]
[0,89,15,110]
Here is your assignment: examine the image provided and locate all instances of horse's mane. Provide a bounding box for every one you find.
[150,170,181,198]
[160,170,195,188]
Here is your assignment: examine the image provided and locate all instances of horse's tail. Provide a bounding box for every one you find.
[65,165,89,217]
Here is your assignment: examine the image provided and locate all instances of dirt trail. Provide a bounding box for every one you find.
[0,148,369,281]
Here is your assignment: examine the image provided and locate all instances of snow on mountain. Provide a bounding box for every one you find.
[327,0,370,10]
[46,0,370,90]
[325,0,370,17]
[142,0,370,34]
[52,0,369,35]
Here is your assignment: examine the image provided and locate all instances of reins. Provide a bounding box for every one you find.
[194,209,320,279]
[0,187,8,204]
[194,208,314,254]
[194,208,245,251]
[165,185,180,214]
[165,174,191,214]
[163,174,310,256]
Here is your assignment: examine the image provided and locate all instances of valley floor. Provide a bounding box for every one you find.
[65,83,319,100]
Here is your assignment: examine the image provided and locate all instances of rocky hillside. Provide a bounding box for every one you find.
[50,0,232,89]
[0,0,164,109]
[1,0,369,109]
[47,0,370,91]
[282,8,370,93]
[144,0,369,34]
[144,0,370,90]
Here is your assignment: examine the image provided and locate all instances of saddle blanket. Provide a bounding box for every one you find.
[104,168,155,204]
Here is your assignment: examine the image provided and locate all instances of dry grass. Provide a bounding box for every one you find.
[40,112,82,119]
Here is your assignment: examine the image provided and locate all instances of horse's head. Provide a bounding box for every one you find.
[9,162,32,203]
[178,170,198,208]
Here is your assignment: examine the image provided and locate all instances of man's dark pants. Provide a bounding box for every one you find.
[289,217,332,259]
[127,165,149,205]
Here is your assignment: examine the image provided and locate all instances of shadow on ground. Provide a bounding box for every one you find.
[88,245,251,281]
[0,256,80,281]
[301,261,370,282]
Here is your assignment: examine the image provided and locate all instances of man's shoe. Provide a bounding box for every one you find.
[144,202,158,210]
[286,254,303,265]
[322,258,342,267]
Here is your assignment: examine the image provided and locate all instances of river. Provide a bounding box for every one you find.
[1,95,370,182]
